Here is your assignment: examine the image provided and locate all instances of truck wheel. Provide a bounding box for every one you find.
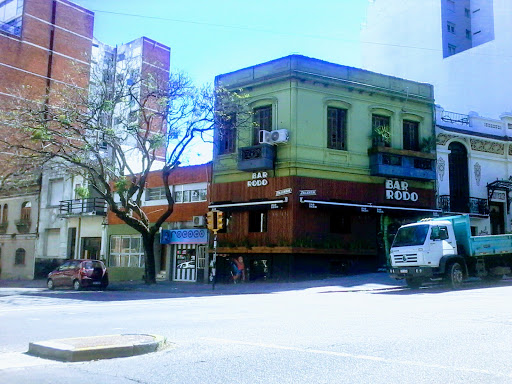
[406,278,422,289]
[446,262,464,289]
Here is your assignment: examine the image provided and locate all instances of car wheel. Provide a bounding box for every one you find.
[405,278,422,289]
[446,262,464,289]
[73,279,81,291]
[47,279,55,290]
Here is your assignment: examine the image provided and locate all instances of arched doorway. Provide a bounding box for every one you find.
[448,142,469,213]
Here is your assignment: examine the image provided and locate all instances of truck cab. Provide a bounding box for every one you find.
[388,220,457,287]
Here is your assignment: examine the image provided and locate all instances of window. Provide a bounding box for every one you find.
[447,22,455,34]
[327,107,347,150]
[172,185,207,204]
[218,113,236,155]
[1,203,7,223]
[372,115,391,147]
[249,210,267,233]
[109,235,145,268]
[403,120,419,151]
[146,187,167,201]
[0,0,24,36]
[253,105,272,145]
[448,44,456,55]
[466,29,472,39]
[464,8,470,17]
[48,179,63,206]
[14,248,25,265]
[20,201,30,222]
[45,229,61,257]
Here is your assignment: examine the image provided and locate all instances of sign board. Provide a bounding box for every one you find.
[247,172,268,187]
[160,229,208,245]
[276,188,292,196]
[300,190,317,196]
[385,180,418,202]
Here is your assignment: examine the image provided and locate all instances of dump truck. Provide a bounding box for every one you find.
[388,214,512,288]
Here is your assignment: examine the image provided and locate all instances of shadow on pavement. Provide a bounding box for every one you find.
[0,272,404,302]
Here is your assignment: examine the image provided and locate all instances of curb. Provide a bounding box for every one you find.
[27,334,166,362]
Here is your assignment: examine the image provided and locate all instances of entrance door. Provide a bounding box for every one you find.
[448,142,469,213]
[174,244,197,282]
[490,202,505,235]
[81,237,101,260]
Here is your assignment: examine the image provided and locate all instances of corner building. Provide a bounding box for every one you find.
[211,55,437,281]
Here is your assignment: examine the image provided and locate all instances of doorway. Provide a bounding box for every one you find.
[448,142,469,213]
[490,202,505,235]
[81,237,101,259]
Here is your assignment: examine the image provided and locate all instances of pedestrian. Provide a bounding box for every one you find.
[231,256,245,283]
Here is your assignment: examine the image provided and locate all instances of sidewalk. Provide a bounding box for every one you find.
[0,272,403,295]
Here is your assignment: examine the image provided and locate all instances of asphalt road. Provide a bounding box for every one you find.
[1,274,512,383]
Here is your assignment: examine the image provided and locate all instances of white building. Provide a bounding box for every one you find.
[361,0,512,117]
[0,183,39,279]
[436,106,512,235]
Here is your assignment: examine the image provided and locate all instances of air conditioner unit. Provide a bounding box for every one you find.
[270,129,289,144]
[193,216,205,227]
[259,130,273,145]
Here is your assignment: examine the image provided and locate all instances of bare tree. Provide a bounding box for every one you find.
[0,62,245,284]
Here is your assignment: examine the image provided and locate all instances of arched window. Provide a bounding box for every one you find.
[20,201,31,222]
[14,248,25,265]
[2,204,8,224]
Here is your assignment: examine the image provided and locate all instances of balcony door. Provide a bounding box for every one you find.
[448,142,469,213]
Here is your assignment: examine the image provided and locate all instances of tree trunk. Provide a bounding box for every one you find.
[142,232,157,284]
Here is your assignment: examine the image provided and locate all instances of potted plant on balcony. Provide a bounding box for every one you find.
[0,221,8,234]
[15,219,30,234]
[372,125,391,147]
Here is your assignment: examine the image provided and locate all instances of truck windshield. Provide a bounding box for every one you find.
[392,224,430,247]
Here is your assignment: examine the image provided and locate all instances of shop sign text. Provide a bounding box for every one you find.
[385,180,418,202]
[248,172,268,187]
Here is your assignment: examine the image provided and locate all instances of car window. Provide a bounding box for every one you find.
[58,262,70,271]
[70,260,80,269]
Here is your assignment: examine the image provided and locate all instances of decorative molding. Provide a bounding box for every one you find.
[474,162,481,186]
[470,139,504,155]
[436,133,457,146]
[437,157,445,182]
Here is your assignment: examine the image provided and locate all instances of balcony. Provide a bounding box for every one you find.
[368,146,436,180]
[440,110,469,126]
[238,144,275,172]
[438,195,489,216]
[15,219,31,234]
[0,222,8,234]
[59,198,107,216]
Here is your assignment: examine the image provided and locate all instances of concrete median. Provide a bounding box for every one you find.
[28,334,166,362]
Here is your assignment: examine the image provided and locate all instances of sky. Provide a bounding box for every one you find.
[72,0,370,164]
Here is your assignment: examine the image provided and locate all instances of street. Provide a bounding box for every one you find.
[1,274,512,383]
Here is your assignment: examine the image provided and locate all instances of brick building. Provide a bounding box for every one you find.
[0,0,94,278]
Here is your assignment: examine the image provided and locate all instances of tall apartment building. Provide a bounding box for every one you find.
[361,0,512,117]
[36,37,170,279]
[0,0,94,279]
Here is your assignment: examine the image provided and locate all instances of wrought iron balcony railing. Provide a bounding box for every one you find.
[440,111,470,126]
[59,198,107,216]
[438,195,489,215]
[368,146,436,180]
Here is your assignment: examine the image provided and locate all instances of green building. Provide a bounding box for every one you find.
[210,55,437,281]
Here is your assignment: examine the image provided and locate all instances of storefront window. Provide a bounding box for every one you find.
[109,235,145,268]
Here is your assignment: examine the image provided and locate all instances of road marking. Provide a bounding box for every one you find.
[204,337,506,378]
[0,352,60,370]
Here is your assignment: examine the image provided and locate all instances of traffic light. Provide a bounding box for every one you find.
[206,211,216,231]
[216,211,224,231]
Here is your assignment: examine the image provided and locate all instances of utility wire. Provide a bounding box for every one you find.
[91,9,511,59]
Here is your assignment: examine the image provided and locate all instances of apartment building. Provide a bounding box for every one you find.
[0,0,94,278]
[361,0,512,117]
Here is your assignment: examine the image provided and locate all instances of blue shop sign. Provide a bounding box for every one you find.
[160,229,208,244]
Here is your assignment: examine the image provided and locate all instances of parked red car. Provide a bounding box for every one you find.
[47,259,109,291]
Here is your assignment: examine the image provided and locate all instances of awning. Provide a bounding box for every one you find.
[209,197,288,211]
[300,197,441,215]
[487,180,512,210]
